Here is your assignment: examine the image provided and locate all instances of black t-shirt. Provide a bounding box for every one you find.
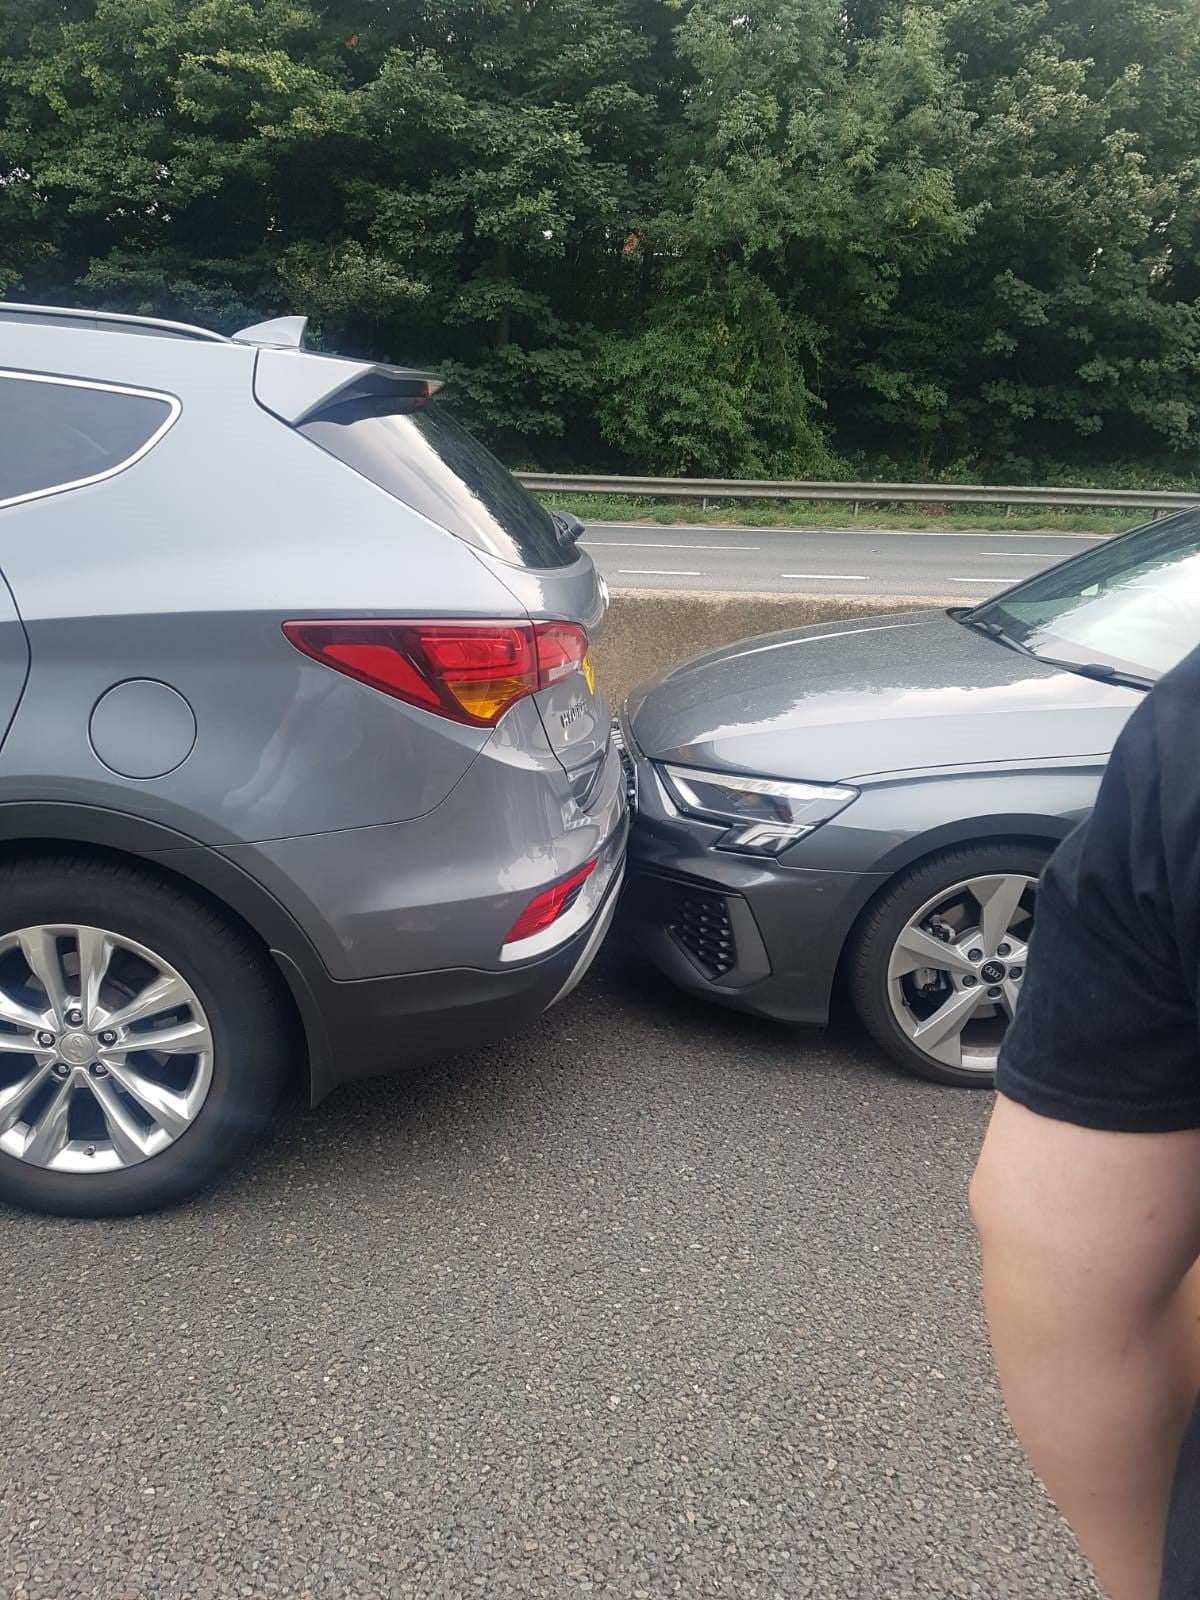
[996,642,1200,1131]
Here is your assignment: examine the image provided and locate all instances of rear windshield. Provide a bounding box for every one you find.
[299,398,573,568]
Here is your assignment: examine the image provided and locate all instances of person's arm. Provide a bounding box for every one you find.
[971,1096,1200,1600]
[1183,1259,1200,1391]
[973,653,1200,1594]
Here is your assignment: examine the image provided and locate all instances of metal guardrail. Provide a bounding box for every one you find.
[517,472,1200,514]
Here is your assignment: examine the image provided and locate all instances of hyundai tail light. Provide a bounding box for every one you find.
[283,619,589,727]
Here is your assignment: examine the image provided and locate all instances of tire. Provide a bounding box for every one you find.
[849,842,1049,1089]
[0,857,287,1217]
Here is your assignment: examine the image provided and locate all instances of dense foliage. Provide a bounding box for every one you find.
[3,0,1199,480]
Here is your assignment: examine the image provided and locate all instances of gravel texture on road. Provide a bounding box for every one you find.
[0,946,1098,1600]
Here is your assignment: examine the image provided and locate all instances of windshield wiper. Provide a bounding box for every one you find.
[1037,658,1153,691]
[953,612,1153,689]
[953,611,1036,658]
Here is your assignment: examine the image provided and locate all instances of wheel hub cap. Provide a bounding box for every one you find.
[58,1031,94,1067]
[980,960,1007,985]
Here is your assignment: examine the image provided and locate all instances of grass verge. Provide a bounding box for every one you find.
[534,492,1142,537]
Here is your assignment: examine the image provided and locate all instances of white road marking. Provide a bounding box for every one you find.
[952,577,1009,584]
[585,521,1103,541]
[980,551,1058,558]
[617,568,704,577]
[780,573,867,581]
[584,541,761,550]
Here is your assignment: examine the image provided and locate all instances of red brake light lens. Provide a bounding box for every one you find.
[317,640,443,713]
[283,619,588,727]
[535,621,588,685]
[504,859,598,945]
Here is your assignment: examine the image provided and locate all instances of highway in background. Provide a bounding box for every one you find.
[581,521,1107,598]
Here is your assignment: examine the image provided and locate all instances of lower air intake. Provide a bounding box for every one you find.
[670,890,737,980]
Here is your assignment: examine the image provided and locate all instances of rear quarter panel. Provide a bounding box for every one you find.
[0,326,527,843]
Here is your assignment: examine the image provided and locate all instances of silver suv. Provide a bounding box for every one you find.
[0,303,626,1217]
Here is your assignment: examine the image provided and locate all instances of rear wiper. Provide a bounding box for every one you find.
[551,511,584,547]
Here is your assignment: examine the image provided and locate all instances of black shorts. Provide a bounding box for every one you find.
[1162,1398,1200,1599]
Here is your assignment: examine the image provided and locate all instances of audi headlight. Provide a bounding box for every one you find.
[658,764,858,855]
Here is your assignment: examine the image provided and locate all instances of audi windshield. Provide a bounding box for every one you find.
[969,509,1200,683]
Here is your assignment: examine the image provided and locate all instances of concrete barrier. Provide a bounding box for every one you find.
[595,588,950,702]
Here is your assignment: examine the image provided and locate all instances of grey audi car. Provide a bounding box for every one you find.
[621,512,1200,1086]
[0,302,625,1217]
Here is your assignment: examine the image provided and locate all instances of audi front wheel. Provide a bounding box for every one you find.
[850,843,1047,1088]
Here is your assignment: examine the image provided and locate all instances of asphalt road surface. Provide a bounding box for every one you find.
[0,947,1098,1600]
[582,522,1105,598]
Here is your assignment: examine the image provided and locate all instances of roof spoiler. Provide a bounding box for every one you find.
[253,346,444,425]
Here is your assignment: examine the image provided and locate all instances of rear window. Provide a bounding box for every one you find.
[0,372,175,508]
[299,398,574,568]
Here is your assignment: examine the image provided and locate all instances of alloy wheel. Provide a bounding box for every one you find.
[0,924,213,1173]
[885,874,1036,1077]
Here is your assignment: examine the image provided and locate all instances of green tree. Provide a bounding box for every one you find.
[591,1,978,474]
[846,0,1200,474]
[0,0,674,461]
[4,0,1200,479]
[0,0,370,323]
[336,0,674,457]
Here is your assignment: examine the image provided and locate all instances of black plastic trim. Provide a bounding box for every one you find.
[868,813,1075,876]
